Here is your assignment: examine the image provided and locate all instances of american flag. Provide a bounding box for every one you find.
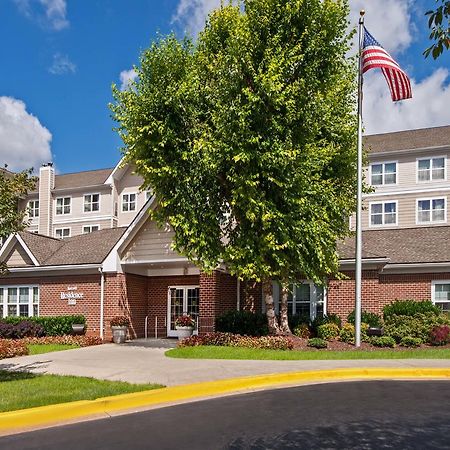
[362,27,412,102]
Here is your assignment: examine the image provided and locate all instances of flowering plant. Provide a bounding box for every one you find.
[175,315,195,328]
[110,316,130,327]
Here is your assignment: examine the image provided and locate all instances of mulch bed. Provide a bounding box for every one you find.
[289,336,450,351]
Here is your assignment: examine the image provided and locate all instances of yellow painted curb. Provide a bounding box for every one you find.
[0,367,449,433]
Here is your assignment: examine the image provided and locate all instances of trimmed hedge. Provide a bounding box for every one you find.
[215,311,269,336]
[383,300,441,319]
[0,316,86,336]
[371,336,396,348]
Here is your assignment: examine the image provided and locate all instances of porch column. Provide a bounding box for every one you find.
[199,271,219,334]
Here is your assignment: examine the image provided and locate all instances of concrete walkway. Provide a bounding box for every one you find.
[1,341,449,386]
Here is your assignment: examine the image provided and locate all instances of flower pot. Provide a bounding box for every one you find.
[71,323,85,335]
[111,325,128,344]
[176,326,194,340]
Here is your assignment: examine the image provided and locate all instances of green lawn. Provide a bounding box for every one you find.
[27,344,79,355]
[0,371,163,413]
[166,346,450,360]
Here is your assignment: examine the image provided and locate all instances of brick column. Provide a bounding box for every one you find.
[199,271,219,334]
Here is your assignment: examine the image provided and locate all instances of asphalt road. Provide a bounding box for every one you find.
[1,380,449,449]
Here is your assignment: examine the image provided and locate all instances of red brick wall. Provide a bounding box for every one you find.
[327,271,445,320]
[0,274,103,336]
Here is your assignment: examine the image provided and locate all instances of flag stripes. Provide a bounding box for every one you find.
[362,28,412,102]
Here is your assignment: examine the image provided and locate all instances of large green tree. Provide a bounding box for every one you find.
[111,0,357,334]
[0,168,37,273]
[424,0,450,59]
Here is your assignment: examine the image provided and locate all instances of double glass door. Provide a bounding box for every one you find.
[167,286,199,337]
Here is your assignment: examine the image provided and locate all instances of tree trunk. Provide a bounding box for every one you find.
[279,282,292,334]
[263,279,281,335]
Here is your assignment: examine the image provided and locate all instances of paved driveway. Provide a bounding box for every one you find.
[1,341,449,386]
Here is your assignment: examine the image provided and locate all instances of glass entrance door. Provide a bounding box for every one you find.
[167,286,199,337]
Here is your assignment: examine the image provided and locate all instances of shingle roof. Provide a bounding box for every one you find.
[364,125,450,154]
[18,228,126,266]
[54,167,113,190]
[339,226,450,264]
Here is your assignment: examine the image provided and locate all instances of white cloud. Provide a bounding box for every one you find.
[363,68,450,134]
[172,0,222,37]
[349,0,413,54]
[119,69,138,91]
[14,0,69,31]
[0,97,52,172]
[48,53,76,75]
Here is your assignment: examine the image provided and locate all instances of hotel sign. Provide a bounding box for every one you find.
[60,286,84,305]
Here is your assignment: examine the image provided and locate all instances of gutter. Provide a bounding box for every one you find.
[6,264,102,272]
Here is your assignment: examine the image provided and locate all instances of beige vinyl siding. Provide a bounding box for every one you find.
[122,219,182,262]
[5,244,33,267]
[52,219,112,238]
[117,166,146,227]
[362,190,450,229]
[368,149,450,192]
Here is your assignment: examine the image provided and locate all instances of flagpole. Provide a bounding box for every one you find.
[355,9,365,347]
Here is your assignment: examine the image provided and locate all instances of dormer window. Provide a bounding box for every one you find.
[417,157,445,182]
[28,200,39,218]
[370,162,397,186]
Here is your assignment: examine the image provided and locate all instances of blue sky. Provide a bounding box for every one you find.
[1,0,449,174]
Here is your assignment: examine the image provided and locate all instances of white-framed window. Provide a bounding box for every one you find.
[55,197,71,215]
[122,193,136,212]
[272,281,325,321]
[369,201,398,226]
[145,190,152,201]
[432,281,450,313]
[0,286,39,318]
[370,162,397,186]
[83,225,100,234]
[55,228,71,239]
[84,193,100,213]
[28,200,39,218]
[417,197,446,224]
[417,157,446,182]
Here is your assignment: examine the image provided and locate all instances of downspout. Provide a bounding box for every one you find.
[99,267,105,340]
[236,278,240,311]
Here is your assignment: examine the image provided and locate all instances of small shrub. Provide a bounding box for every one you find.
[0,322,15,339]
[339,323,369,344]
[288,314,310,331]
[429,325,450,346]
[317,323,340,340]
[384,312,450,343]
[371,336,396,348]
[215,311,269,336]
[311,314,342,334]
[1,315,86,336]
[110,316,130,327]
[347,310,383,328]
[400,336,423,348]
[0,340,29,359]
[293,323,311,339]
[14,321,45,338]
[178,332,293,350]
[307,338,327,349]
[383,300,440,320]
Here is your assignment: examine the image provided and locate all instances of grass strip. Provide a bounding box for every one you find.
[27,344,79,355]
[166,346,450,360]
[0,371,163,413]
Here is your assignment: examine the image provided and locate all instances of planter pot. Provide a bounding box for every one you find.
[176,326,194,340]
[111,325,128,344]
[71,323,85,335]
[367,327,384,337]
